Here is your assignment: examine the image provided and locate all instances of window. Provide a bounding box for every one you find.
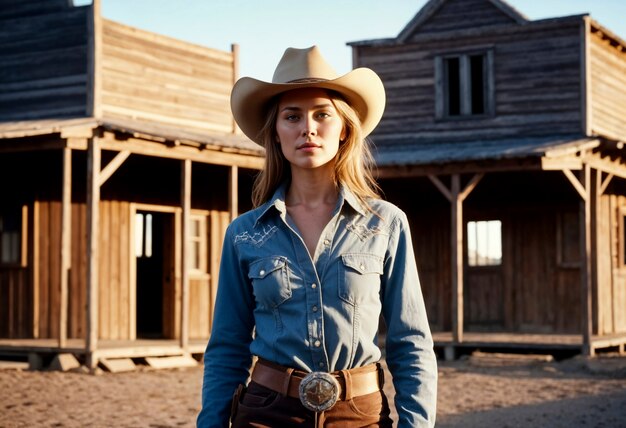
[467,220,502,266]
[189,215,207,273]
[436,50,493,119]
[556,211,580,267]
[0,205,26,266]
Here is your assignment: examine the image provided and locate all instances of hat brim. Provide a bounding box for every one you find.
[230,68,386,146]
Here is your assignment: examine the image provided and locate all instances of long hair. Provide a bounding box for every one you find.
[251,90,381,211]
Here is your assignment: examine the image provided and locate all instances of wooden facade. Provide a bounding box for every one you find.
[351,0,626,356]
[0,0,263,368]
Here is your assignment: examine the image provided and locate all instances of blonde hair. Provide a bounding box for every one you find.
[252,90,381,211]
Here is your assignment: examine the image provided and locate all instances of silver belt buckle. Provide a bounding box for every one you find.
[298,371,340,412]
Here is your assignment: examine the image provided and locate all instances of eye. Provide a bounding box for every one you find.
[284,114,299,121]
[316,111,331,119]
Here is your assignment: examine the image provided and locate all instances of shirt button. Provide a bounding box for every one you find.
[319,362,325,368]
[360,264,365,271]
[323,239,330,245]
[312,305,318,312]
[259,269,265,276]
[314,340,321,347]
[311,283,317,289]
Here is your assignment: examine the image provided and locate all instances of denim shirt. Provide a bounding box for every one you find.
[198,184,437,427]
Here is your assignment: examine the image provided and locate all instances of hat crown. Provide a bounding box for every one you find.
[272,46,338,84]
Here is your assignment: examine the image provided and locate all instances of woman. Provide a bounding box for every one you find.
[197,46,437,427]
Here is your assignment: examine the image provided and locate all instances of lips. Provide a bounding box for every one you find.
[297,142,321,150]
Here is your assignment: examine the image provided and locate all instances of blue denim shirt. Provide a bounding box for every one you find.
[198,184,437,427]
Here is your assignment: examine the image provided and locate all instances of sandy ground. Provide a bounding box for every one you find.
[0,352,625,428]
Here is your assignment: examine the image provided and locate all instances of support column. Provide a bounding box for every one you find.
[86,138,101,369]
[229,165,238,221]
[59,147,72,348]
[180,159,191,350]
[562,165,594,356]
[451,175,463,343]
[427,173,484,345]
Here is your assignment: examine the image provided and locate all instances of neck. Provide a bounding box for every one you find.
[286,165,338,208]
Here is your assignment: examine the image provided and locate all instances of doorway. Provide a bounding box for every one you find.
[135,210,173,338]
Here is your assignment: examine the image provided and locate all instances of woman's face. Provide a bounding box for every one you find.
[275,88,345,172]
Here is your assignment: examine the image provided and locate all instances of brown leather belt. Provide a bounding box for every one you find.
[250,358,384,406]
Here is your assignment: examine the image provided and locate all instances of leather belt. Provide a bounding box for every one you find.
[250,358,384,411]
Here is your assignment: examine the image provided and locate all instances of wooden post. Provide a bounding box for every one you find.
[562,165,594,356]
[180,159,191,350]
[86,0,102,118]
[451,175,463,343]
[581,165,593,356]
[59,147,72,348]
[229,166,238,221]
[86,138,101,369]
[231,44,239,134]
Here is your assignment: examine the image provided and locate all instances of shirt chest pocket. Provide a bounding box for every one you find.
[338,253,384,305]
[248,256,292,309]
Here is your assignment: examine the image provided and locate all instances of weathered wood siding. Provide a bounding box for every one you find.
[0,5,88,121]
[598,194,626,334]
[417,0,516,34]
[356,20,582,142]
[100,19,235,133]
[0,268,31,338]
[589,31,626,141]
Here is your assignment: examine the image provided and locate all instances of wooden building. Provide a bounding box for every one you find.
[350,0,626,356]
[0,0,263,369]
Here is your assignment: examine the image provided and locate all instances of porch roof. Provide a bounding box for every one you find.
[0,117,264,156]
[372,134,601,167]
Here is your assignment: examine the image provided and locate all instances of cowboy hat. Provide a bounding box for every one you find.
[230,46,386,146]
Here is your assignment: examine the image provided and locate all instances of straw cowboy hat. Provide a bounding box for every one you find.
[230,46,386,146]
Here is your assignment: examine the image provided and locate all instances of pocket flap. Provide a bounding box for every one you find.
[341,253,384,275]
[248,257,287,279]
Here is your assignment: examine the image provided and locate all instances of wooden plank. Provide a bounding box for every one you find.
[59,147,71,347]
[31,201,40,339]
[119,201,130,340]
[581,17,591,135]
[86,0,102,118]
[86,137,101,369]
[231,43,239,134]
[100,357,136,373]
[459,173,484,202]
[562,169,588,199]
[229,166,238,220]
[98,150,130,186]
[580,165,593,356]
[180,160,191,350]
[128,203,137,340]
[99,200,110,340]
[110,200,120,340]
[39,203,50,338]
[144,354,197,369]
[451,174,463,343]
[427,174,452,202]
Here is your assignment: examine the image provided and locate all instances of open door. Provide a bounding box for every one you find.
[135,210,174,339]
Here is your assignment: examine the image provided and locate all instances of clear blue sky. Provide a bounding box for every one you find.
[78,1,626,82]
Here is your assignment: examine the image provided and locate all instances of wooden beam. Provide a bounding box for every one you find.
[599,173,614,195]
[31,202,40,339]
[229,165,238,220]
[427,174,452,202]
[562,169,588,200]
[86,138,101,369]
[59,148,72,348]
[584,156,626,181]
[459,173,484,202]
[98,150,130,187]
[580,164,593,356]
[86,0,102,118]
[451,174,464,343]
[231,43,240,134]
[376,157,545,178]
[99,134,264,170]
[180,159,191,350]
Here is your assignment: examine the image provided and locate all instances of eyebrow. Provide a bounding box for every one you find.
[280,103,334,112]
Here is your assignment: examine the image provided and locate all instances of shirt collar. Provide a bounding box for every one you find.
[254,182,367,226]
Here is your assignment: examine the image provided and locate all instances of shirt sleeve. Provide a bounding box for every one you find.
[197,225,256,428]
[381,211,438,428]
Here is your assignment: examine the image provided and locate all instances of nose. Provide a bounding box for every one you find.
[301,116,317,137]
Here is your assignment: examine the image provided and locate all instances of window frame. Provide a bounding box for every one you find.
[188,213,208,275]
[0,204,28,268]
[556,211,581,269]
[435,48,495,120]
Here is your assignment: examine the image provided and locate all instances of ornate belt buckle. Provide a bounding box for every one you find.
[298,371,340,412]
